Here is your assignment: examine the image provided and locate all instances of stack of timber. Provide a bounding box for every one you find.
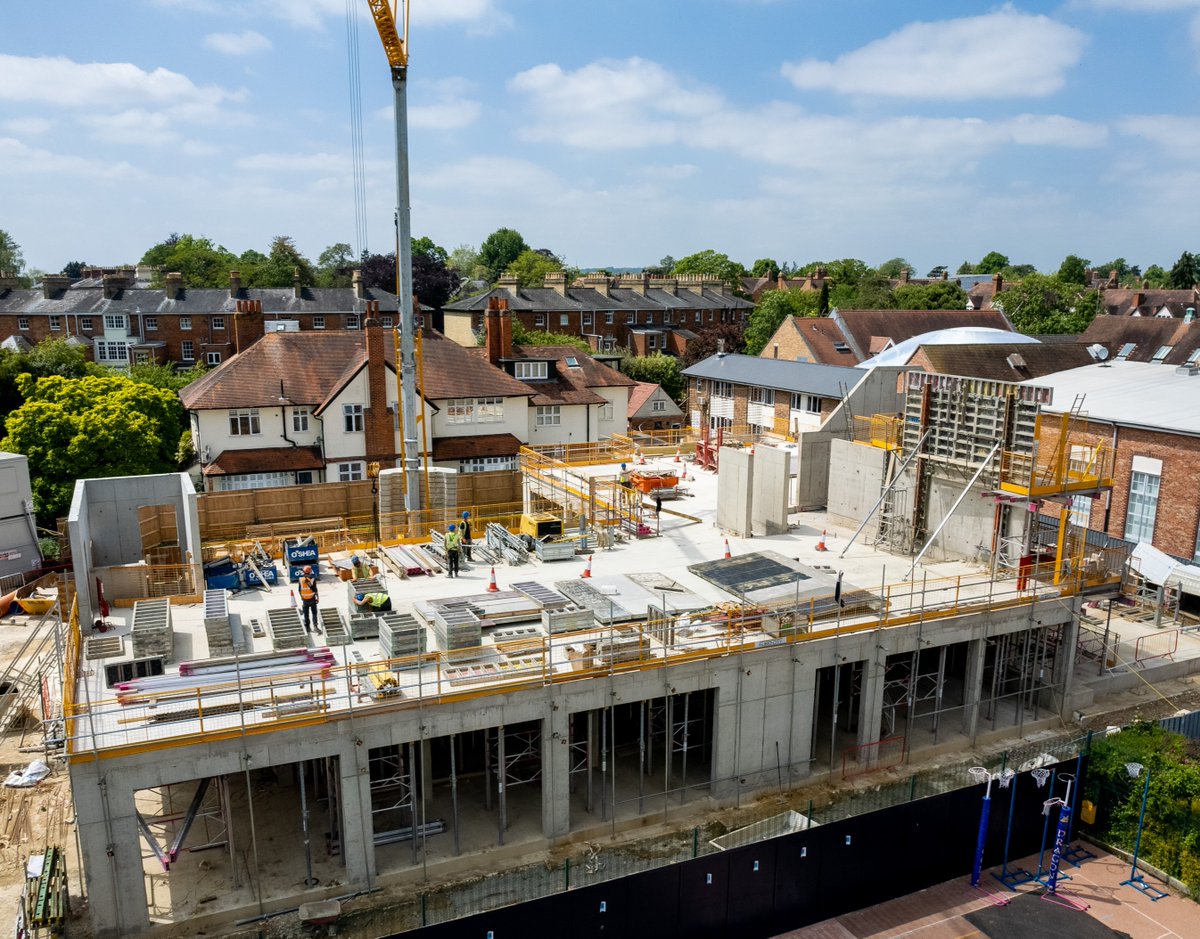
[130,597,174,661]
[266,607,308,650]
[378,612,427,660]
[380,542,440,577]
[202,588,234,656]
[115,648,336,705]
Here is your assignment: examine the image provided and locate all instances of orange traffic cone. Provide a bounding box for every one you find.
[638,448,647,466]
[681,462,688,481]
[674,447,682,463]
[816,529,827,552]
[487,567,500,592]
[581,554,593,578]
[724,538,732,560]
[290,589,297,608]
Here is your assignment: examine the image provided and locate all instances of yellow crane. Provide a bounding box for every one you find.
[366,1,422,512]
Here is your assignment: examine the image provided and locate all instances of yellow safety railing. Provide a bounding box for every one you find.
[852,415,904,450]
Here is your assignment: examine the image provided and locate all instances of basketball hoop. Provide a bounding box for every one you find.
[1032,768,1051,788]
[996,768,1015,789]
[968,766,989,784]
[1042,798,1061,816]
[1125,762,1144,779]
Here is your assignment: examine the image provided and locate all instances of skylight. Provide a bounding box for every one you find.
[1152,345,1172,363]
[565,356,580,368]
[1115,342,1136,360]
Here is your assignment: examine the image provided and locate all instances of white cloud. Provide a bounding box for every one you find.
[1119,114,1200,157]
[203,30,273,56]
[408,77,483,129]
[781,7,1086,99]
[150,0,511,32]
[638,164,700,181]
[1,117,52,135]
[235,150,390,175]
[0,137,143,181]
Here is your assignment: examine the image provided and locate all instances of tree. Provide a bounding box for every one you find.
[1142,264,1168,288]
[836,272,896,310]
[644,255,676,277]
[507,248,563,288]
[956,260,974,275]
[992,273,1099,335]
[248,235,316,288]
[822,258,871,287]
[0,229,25,276]
[61,260,87,280]
[927,265,948,279]
[1056,255,1090,285]
[359,253,396,292]
[2,373,185,521]
[975,251,1010,274]
[894,281,968,310]
[479,228,529,283]
[619,352,685,402]
[817,280,830,316]
[140,234,237,287]
[750,258,780,279]
[411,237,449,266]
[510,319,591,352]
[412,251,461,308]
[672,250,746,288]
[680,323,746,368]
[743,289,818,356]
[316,242,354,287]
[1168,251,1198,289]
[876,257,912,279]
[0,339,97,437]
[448,244,483,281]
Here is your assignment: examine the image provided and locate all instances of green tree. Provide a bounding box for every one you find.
[956,260,974,275]
[479,228,529,283]
[645,255,676,277]
[927,265,948,278]
[993,273,1098,334]
[750,258,780,279]
[316,242,354,287]
[0,339,97,436]
[619,352,685,402]
[0,229,25,276]
[248,235,316,288]
[894,281,968,310]
[61,260,87,279]
[510,319,591,352]
[1142,264,1168,288]
[680,323,746,368]
[743,289,819,356]
[508,248,563,287]
[125,361,208,393]
[672,250,746,288]
[1168,251,1198,289]
[448,244,483,282]
[2,373,186,521]
[1057,255,1090,285]
[876,257,912,279]
[411,237,449,265]
[140,234,238,287]
[817,280,830,316]
[975,251,1010,274]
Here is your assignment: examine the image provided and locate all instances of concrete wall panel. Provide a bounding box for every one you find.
[752,446,790,535]
[826,437,888,527]
[716,448,754,536]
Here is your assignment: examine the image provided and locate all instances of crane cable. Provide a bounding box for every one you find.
[345,0,369,258]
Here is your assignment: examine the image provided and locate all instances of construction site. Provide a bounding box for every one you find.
[4,363,1200,938]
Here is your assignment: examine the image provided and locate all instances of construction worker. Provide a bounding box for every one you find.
[460,511,473,562]
[445,522,462,578]
[298,565,320,634]
[353,591,392,612]
[618,462,631,490]
[350,554,371,580]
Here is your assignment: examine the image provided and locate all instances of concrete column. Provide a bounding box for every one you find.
[857,658,885,751]
[789,671,817,781]
[542,708,571,839]
[71,767,149,938]
[961,637,988,739]
[421,738,434,815]
[1057,602,1081,719]
[337,740,376,887]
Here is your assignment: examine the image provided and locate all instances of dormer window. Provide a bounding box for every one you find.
[516,361,549,380]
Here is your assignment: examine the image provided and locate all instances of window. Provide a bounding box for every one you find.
[337,461,365,482]
[1115,342,1135,360]
[833,341,852,354]
[446,397,504,424]
[535,313,546,327]
[381,316,394,328]
[750,387,775,405]
[346,315,359,330]
[516,361,549,380]
[181,340,194,361]
[707,311,714,323]
[647,335,658,350]
[343,403,364,432]
[206,351,222,366]
[49,315,61,331]
[459,455,518,473]
[1152,344,1172,362]
[790,393,821,414]
[559,314,569,326]
[1125,461,1162,543]
[134,351,149,364]
[583,313,593,327]
[80,317,93,331]
[606,311,614,325]
[228,408,261,436]
[565,355,579,368]
[313,316,325,330]
[17,317,29,330]
[712,381,732,398]
[296,470,314,485]
[144,316,158,331]
[179,316,191,330]
[95,341,128,364]
[694,311,702,324]
[652,399,667,412]
[600,401,614,421]
[215,471,295,492]
[211,316,225,330]
[535,405,561,426]
[292,409,310,432]
[104,313,127,330]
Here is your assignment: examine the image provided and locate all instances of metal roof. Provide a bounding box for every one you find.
[1023,360,1200,436]
[683,353,861,398]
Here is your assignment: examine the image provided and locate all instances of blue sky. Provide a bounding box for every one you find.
[3,1,1199,276]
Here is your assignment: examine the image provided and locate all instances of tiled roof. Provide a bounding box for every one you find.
[203,446,324,476]
[444,285,753,314]
[914,343,1095,381]
[683,353,860,398]
[1079,316,1200,365]
[1100,288,1200,317]
[627,382,658,414]
[431,433,522,461]
[779,317,861,365]
[833,309,1012,360]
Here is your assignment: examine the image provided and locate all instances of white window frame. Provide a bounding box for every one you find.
[606,311,614,325]
[343,403,364,433]
[211,316,225,330]
[95,341,128,364]
[583,312,593,327]
[559,313,569,326]
[292,409,310,432]
[712,381,732,399]
[80,317,93,331]
[516,361,549,380]
[49,315,61,331]
[179,316,191,330]
[792,393,820,414]
[337,461,365,482]
[134,351,150,364]
[206,351,222,365]
[228,408,261,436]
[144,316,158,331]
[103,313,127,330]
[651,399,667,412]
[600,401,614,421]
[750,387,775,406]
[312,316,325,330]
[346,315,359,330]
[535,405,561,427]
[458,455,518,473]
[1125,467,1161,543]
[535,313,546,328]
[181,340,194,361]
[447,397,504,425]
[381,315,394,328]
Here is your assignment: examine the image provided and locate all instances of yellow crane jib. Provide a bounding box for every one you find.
[367,0,409,72]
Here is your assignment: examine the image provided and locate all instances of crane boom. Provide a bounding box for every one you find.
[365,0,421,512]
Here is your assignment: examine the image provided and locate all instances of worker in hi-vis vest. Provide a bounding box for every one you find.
[353,591,392,612]
[298,565,320,633]
[460,511,473,562]
[445,523,462,578]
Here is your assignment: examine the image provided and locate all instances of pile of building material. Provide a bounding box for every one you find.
[595,629,643,666]
[319,607,350,645]
[511,581,572,610]
[379,542,442,577]
[444,655,542,687]
[378,612,426,660]
[130,597,174,661]
[202,589,234,656]
[486,523,529,565]
[488,625,545,655]
[429,603,482,656]
[115,648,335,704]
[541,606,595,634]
[266,607,308,650]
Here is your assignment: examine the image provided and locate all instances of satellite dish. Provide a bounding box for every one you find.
[1088,343,1109,361]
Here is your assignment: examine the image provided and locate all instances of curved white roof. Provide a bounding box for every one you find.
[857,327,1038,369]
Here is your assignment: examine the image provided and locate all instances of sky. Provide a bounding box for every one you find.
[2,1,1200,278]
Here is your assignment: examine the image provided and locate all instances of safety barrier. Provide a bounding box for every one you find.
[1134,628,1180,667]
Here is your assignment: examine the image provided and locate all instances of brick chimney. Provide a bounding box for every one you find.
[484,296,512,366]
[102,273,126,299]
[41,274,71,298]
[164,272,183,300]
[1107,270,1119,289]
[1131,291,1144,312]
[941,269,949,281]
[229,270,242,298]
[544,270,568,296]
[0,273,20,291]
[992,272,1003,295]
[292,266,303,299]
[497,273,519,294]
[582,273,609,298]
[352,268,364,299]
[656,277,678,296]
[363,314,393,464]
[777,272,787,290]
[234,299,265,353]
[899,267,911,283]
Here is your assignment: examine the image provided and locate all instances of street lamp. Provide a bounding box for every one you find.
[1120,763,1169,901]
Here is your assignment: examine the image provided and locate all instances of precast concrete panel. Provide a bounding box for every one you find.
[0,452,38,578]
[825,437,887,528]
[924,476,995,561]
[716,447,754,537]
[752,445,790,535]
